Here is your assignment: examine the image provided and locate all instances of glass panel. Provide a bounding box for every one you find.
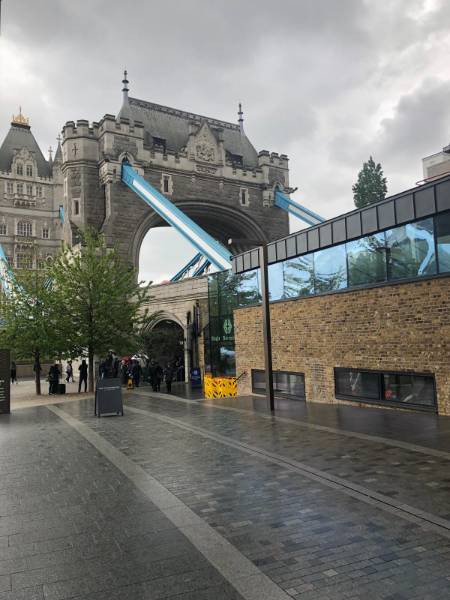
[283,254,314,298]
[436,212,450,273]
[314,244,347,293]
[383,373,435,407]
[268,262,284,301]
[347,233,387,287]
[335,370,380,400]
[386,218,436,280]
[235,270,260,307]
[252,370,305,399]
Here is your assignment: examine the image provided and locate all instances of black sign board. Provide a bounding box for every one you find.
[0,349,11,415]
[95,377,123,417]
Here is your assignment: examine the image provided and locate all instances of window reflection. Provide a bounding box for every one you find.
[314,244,347,293]
[436,212,450,273]
[284,254,314,298]
[347,233,387,287]
[268,263,284,301]
[386,218,436,280]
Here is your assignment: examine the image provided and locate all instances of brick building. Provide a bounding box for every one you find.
[218,174,450,416]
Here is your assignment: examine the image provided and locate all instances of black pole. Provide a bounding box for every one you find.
[259,245,274,412]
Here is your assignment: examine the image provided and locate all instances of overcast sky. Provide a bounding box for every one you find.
[1,0,450,282]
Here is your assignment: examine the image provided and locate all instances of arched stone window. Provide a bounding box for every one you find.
[17,221,32,237]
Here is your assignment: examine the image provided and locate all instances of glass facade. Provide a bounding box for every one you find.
[252,369,305,400]
[207,270,260,376]
[207,211,450,378]
[335,368,436,410]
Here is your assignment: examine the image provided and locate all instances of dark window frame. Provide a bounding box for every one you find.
[334,367,437,412]
[251,369,306,400]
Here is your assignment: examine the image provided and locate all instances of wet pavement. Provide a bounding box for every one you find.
[1,390,450,599]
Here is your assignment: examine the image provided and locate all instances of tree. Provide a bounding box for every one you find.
[49,230,152,392]
[352,156,388,209]
[0,264,68,395]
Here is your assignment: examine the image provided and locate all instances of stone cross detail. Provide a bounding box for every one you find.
[72,143,78,157]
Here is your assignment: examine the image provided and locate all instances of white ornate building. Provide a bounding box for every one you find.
[0,110,63,269]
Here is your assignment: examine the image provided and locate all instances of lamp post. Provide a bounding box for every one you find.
[258,244,275,412]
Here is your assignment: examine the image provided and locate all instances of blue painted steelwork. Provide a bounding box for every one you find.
[171,252,203,282]
[121,163,232,270]
[0,244,13,296]
[274,190,325,226]
[193,258,211,277]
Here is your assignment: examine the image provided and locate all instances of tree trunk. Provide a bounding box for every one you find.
[34,351,41,396]
[88,345,94,393]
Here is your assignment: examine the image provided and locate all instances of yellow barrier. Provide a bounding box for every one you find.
[204,374,237,399]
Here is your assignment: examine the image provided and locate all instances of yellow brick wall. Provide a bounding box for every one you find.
[234,277,450,415]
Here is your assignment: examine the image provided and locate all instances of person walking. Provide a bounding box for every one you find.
[48,362,61,395]
[78,360,88,393]
[164,362,174,394]
[10,361,17,384]
[65,360,74,383]
[131,360,142,387]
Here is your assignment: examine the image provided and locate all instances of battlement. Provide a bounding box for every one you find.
[63,120,99,139]
[98,114,144,137]
[258,150,289,169]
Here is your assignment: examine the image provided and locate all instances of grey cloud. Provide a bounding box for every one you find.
[1,0,450,281]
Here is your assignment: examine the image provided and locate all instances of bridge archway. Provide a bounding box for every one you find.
[131,200,268,272]
[142,315,186,384]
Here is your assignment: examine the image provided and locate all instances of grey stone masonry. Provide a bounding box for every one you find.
[61,101,290,266]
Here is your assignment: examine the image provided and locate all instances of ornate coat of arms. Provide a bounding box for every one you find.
[196,142,215,163]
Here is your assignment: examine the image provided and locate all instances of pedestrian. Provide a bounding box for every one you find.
[164,362,174,394]
[65,360,74,383]
[78,359,88,393]
[113,357,120,379]
[10,360,17,384]
[48,362,61,395]
[121,360,128,385]
[131,360,142,387]
[99,360,107,379]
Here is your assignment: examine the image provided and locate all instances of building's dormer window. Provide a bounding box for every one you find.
[6,182,13,194]
[153,137,166,153]
[36,185,42,198]
[226,151,243,167]
[42,228,49,239]
[26,184,33,196]
[17,183,23,195]
[0,224,6,235]
[26,165,33,177]
[16,164,23,176]
[17,221,32,237]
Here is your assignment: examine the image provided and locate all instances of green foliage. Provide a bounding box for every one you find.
[49,229,152,391]
[0,264,66,394]
[352,156,388,209]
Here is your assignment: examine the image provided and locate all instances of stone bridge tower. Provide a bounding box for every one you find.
[60,73,290,266]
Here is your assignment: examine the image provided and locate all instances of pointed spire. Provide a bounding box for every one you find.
[238,102,244,134]
[122,69,129,100]
[118,69,132,121]
[53,135,62,164]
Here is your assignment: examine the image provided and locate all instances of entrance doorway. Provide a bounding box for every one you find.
[141,320,185,382]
